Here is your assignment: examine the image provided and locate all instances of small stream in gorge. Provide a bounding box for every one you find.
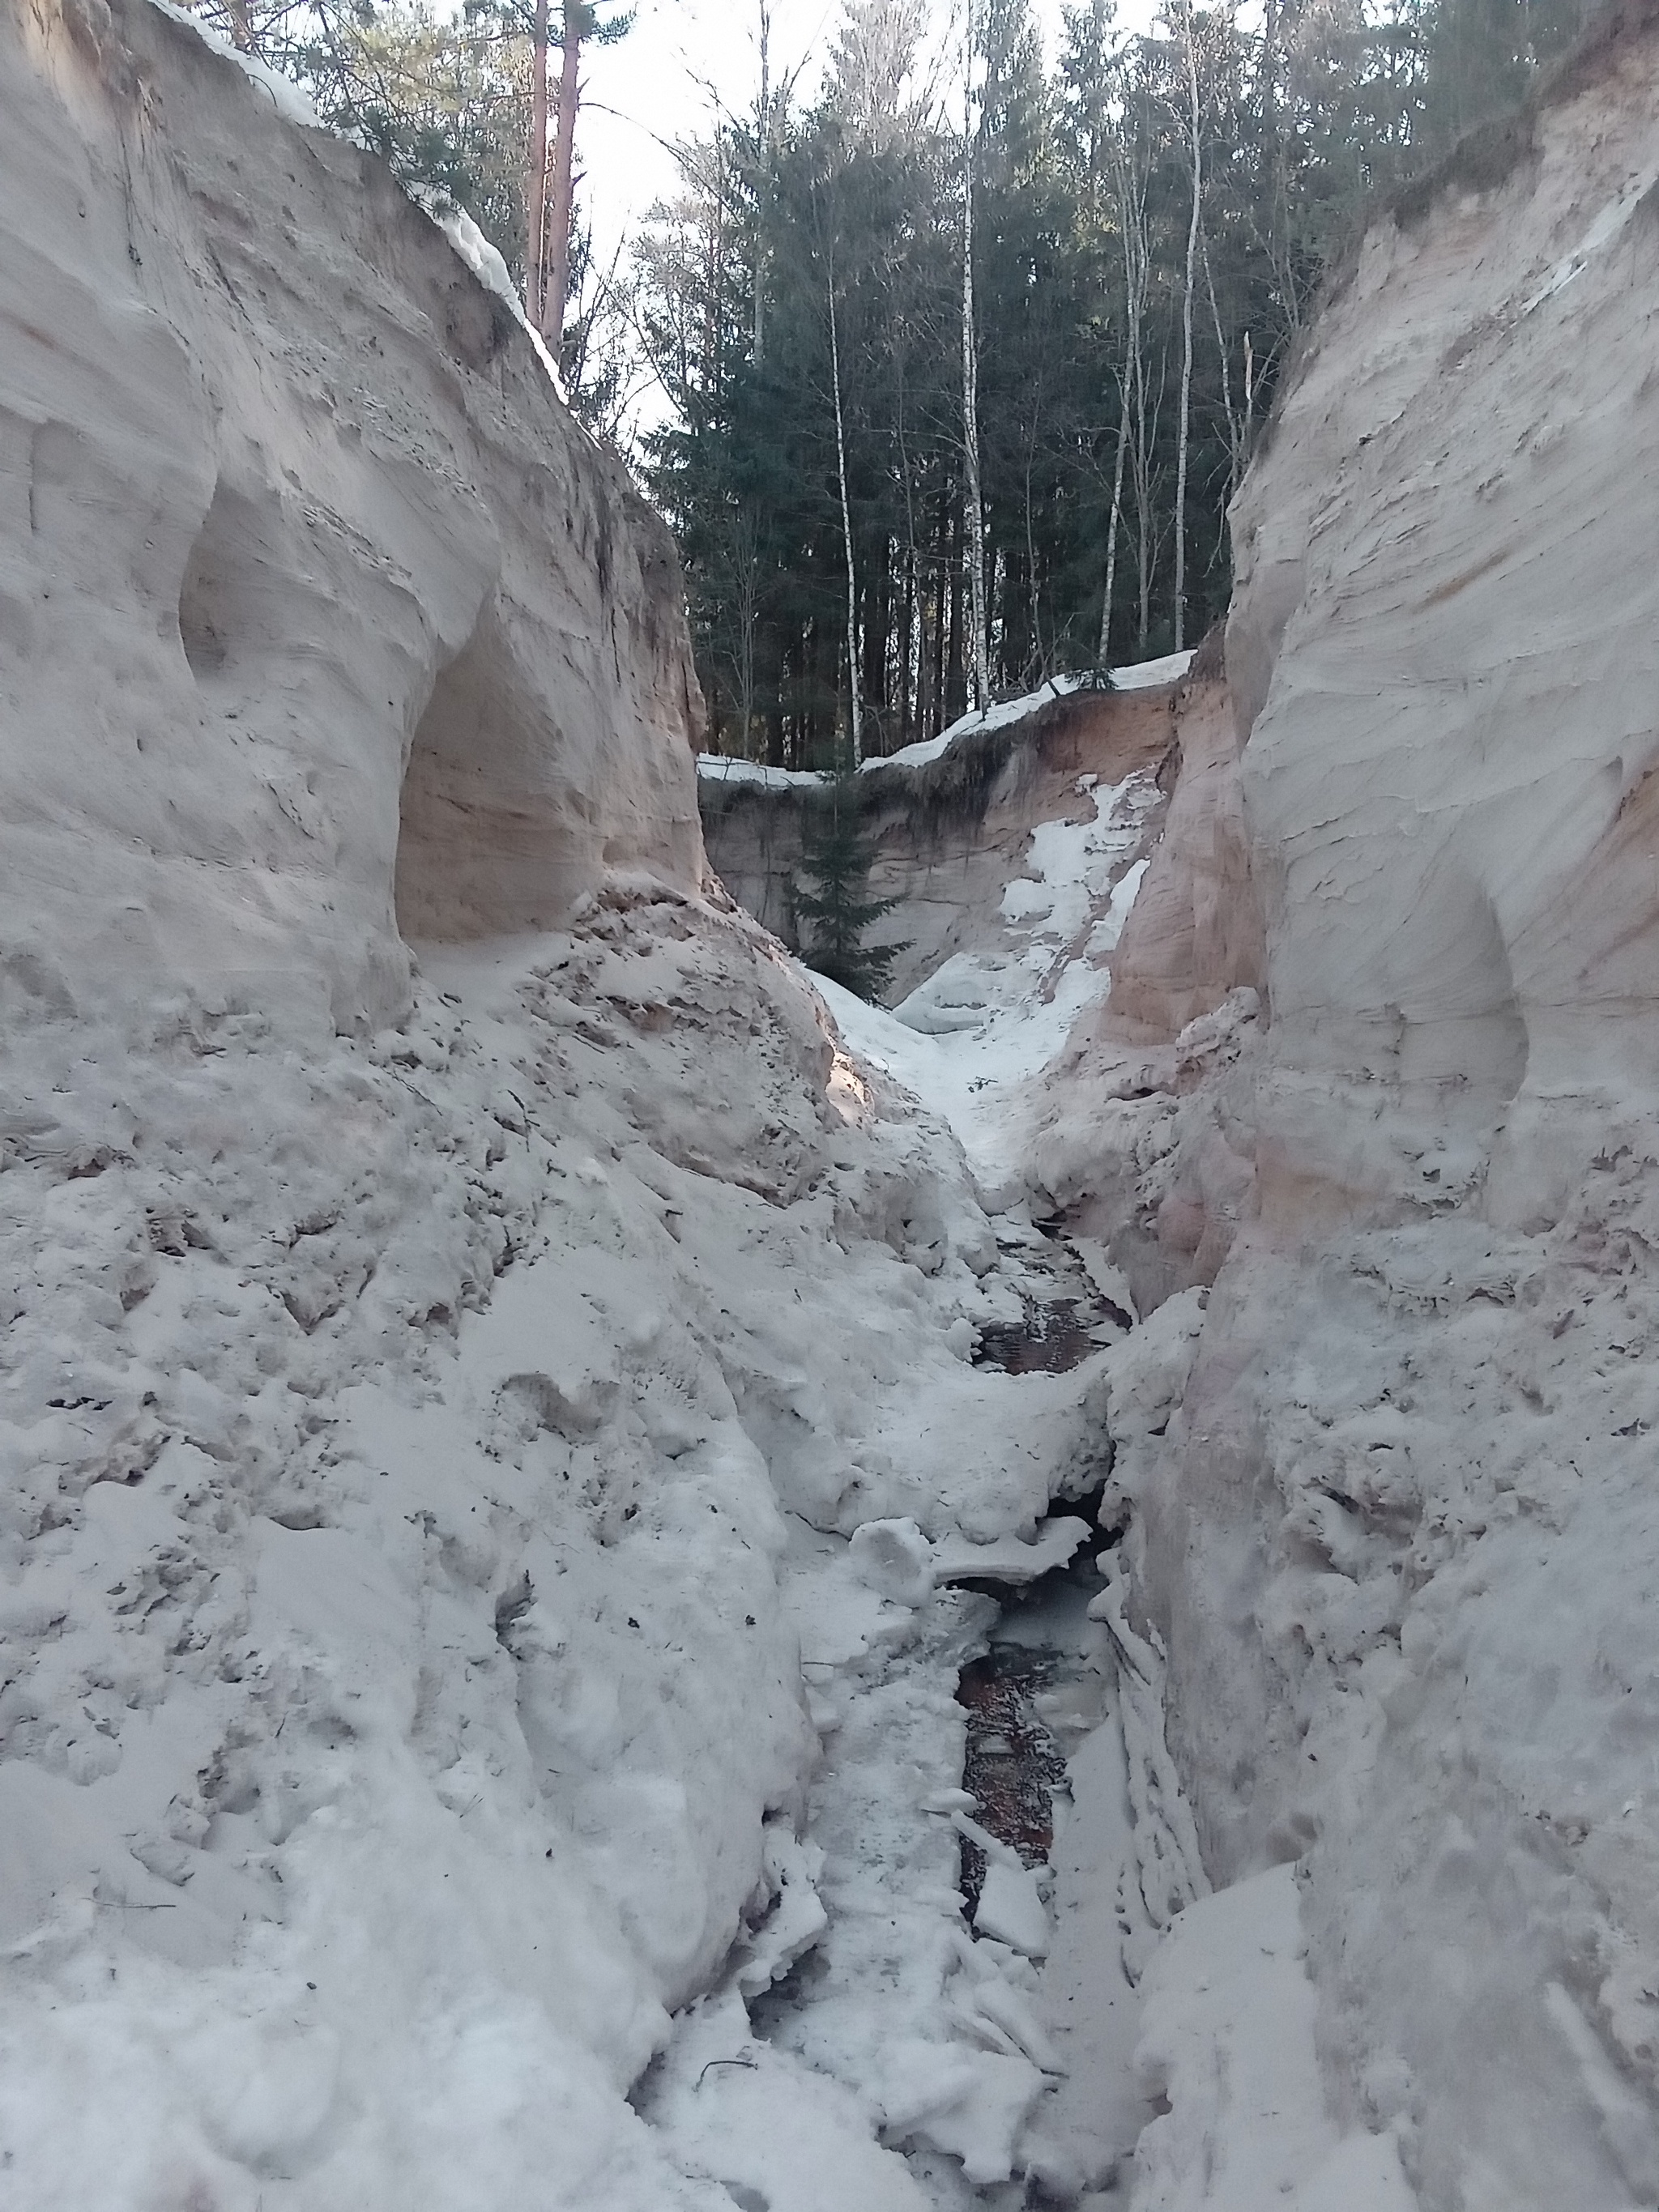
[957,1547,1111,1920]
[736,1225,1152,2209]
[952,1230,1152,2205]
[961,1536,1151,2206]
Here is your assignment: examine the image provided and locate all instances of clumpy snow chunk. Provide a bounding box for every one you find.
[974,1859,1051,1959]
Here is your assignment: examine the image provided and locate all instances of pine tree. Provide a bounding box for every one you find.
[791,758,905,999]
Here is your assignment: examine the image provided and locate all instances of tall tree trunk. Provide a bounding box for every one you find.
[962,37,989,714]
[1108,121,1151,661]
[827,239,863,765]
[1098,378,1128,664]
[1085,0,1108,211]
[931,492,947,739]
[1135,341,1154,654]
[1173,0,1202,651]
[898,552,915,749]
[1023,406,1043,682]
[525,0,550,326]
[1260,0,1282,282]
[1119,121,1158,654]
[543,0,582,350]
[1201,219,1246,506]
[945,497,966,725]
[754,2,770,368]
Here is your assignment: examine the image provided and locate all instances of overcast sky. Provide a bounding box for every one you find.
[576,0,1162,271]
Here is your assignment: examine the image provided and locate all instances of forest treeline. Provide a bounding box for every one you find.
[190,0,1583,765]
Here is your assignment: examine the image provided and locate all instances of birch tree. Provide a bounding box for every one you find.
[826,228,864,764]
[1099,97,1151,664]
[962,10,990,714]
[1171,0,1202,652]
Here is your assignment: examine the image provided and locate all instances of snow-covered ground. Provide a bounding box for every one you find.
[0,876,1134,2210]
[0,867,1414,2210]
[787,761,1421,2209]
[696,652,1195,790]
[817,769,1161,1196]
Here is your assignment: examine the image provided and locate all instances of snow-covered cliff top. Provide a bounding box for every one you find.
[697,650,1195,790]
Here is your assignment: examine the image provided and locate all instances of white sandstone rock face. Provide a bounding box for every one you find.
[1230,22,1659,1231]
[2,0,702,1037]
[0,9,1128,2207]
[1118,15,1659,2208]
[1102,658,1265,1046]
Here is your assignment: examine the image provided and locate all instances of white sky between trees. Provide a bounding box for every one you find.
[578,0,1163,285]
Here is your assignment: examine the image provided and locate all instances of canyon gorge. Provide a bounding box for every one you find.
[5,0,1659,2205]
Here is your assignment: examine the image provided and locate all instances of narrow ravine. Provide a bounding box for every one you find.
[666,759,1417,2211]
[15,5,1659,2201]
[644,834,1204,2206]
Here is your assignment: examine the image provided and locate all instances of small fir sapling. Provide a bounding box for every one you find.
[791,752,905,1000]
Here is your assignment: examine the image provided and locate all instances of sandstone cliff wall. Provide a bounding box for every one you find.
[2,0,703,1035]
[701,684,1180,1004]
[1107,9,1659,2204]
[1101,650,1265,1043]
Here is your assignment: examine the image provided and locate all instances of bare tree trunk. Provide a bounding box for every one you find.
[729,511,759,758]
[1136,335,1158,653]
[1023,411,1043,682]
[895,352,919,739]
[1260,0,1284,295]
[827,239,863,765]
[962,34,989,714]
[1100,128,1146,665]
[525,0,550,326]
[543,0,582,350]
[754,2,770,368]
[1201,219,1245,499]
[1173,0,1202,652]
[1099,386,1129,665]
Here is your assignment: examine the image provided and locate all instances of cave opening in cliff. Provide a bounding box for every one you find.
[394,597,583,944]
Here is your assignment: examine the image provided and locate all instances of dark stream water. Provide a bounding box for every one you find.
[958,1224,1126,1932]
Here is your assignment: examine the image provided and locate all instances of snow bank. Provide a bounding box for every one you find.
[870,654,1192,774]
[697,754,825,791]
[816,767,1162,1196]
[1129,1868,1418,2211]
[0,847,1120,2207]
[143,0,324,126]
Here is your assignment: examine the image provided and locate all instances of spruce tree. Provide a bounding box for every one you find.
[791,757,905,999]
